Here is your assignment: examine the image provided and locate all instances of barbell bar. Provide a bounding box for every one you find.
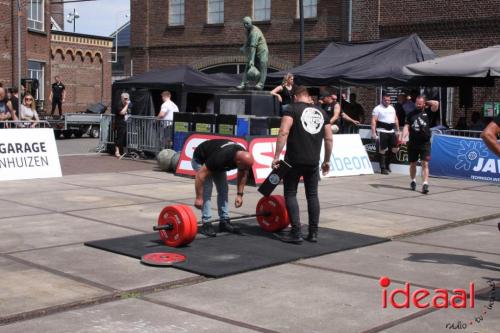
[154,195,290,247]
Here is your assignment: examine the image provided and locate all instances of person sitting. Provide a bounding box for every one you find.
[470,111,485,131]
[19,93,40,128]
[270,73,296,115]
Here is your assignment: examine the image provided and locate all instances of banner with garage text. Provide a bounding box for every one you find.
[0,128,61,181]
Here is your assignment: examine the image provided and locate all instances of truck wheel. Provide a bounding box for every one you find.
[63,130,72,139]
[90,126,100,138]
[74,131,84,138]
[54,130,62,139]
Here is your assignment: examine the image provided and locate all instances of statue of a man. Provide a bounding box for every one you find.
[237,16,269,90]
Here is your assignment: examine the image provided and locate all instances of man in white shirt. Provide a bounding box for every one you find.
[371,94,400,174]
[157,91,179,121]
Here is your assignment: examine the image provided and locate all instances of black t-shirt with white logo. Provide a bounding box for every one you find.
[283,102,327,166]
[52,82,65,100]
[193,139,245,172]
[405,107,432,145]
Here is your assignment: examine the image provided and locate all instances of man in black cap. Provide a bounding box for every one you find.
[49,76,66,116]
[192,139,254,237]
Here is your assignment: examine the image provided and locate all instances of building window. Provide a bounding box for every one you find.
[27,61,44,100]
[297,0,317,19]
[27,0,44,31]
[253,0,271,22]
[207,0,224,24]
[169,0,185,26]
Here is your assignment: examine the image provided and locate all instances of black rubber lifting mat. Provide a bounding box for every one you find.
[85,220,387,278]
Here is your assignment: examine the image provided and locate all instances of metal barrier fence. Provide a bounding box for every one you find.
[439,129,483,138]
[0,120,51,128]
[126,116,173,155]
[96,114,115,153]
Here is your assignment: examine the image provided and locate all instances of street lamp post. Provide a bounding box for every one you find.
[67,8,80,33]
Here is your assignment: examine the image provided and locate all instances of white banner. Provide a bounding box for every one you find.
[320,134,374,177]
[0,129,62,181]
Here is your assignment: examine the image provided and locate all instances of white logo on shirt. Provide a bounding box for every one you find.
[300,107,324,134]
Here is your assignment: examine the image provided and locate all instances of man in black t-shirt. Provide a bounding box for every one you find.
[192,139,254,237]
[481,115,500,156]
[272,86,333,243]
[402,96,439,194]
[49,76,66,116]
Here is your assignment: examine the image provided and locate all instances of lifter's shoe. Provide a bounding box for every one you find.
[219,220,242,234]
[410,180,417,191]
[305,231,318,243]
[278,231,303,244]
[200,222,217,237]
[422,184,429,194]
[381,168,389,175]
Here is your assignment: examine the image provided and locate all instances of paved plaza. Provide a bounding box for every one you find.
[0,150,498,333]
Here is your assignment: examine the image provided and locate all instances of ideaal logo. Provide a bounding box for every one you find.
[380,277,496,330]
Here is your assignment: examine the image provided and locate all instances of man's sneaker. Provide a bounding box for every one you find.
[410,181,417,191]
[278,231,303,244]
[422,184,429,194]
[200,222,216,237]
[219,220,241,234]
[381,168,389,175]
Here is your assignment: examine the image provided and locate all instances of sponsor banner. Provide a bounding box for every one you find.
[175,133,248,180]
[321,134,374,177]
[248,137,286,184]
[430,134,500,182]
[0,129,61,181]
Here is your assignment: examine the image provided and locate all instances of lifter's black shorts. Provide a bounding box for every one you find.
[377,131,397,151]
[408,142,431,163]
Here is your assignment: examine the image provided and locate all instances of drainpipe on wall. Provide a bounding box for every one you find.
[299,0,304,65]
[348,0,352,42]
[17,0,22,92]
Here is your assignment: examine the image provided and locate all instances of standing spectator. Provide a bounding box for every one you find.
[156,91,179,121]
[49,76,66,116]
[481,115,500,156]
[157,91,178,149]
[318,91,337,120]
[114,93,131,158]
[395,93,406,126]
[343,93,365,133]
[19,93,40,127]
[347,93,365,124]
[272,86,333,243]
[329,93,360,133]
[371,94,400,174]
[9,87,20,120]
[270,73,296,115]
[403,94,416,116]
[401,96,439,194]
[0,87,17,127]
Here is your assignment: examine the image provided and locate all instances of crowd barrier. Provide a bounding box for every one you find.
[96,115,172,155]
[0,120,51,128]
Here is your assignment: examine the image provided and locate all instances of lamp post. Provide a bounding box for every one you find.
[17,0,22,93]
[66,8,80,33]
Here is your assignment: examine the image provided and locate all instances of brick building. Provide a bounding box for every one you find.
[0,0,113,114]
[130,0,500,125]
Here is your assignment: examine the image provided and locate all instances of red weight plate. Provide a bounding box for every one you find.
[177,205,198,244]
[141,252,187,266]
[272,195,290,229]
[256,195,290,232]
[157,205,192,247]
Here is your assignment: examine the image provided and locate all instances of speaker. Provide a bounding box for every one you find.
[459,86,473,108]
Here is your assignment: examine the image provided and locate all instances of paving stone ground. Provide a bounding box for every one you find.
[0,152,498,333]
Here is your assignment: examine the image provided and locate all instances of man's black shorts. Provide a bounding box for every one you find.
[377,132,397,151]
[408,142,431,163]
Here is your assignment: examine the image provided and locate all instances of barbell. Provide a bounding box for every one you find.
[153,195,290,247]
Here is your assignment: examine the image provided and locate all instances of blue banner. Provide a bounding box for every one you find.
[430,134,500,182]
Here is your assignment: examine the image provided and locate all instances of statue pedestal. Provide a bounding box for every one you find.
[214,89,278,117]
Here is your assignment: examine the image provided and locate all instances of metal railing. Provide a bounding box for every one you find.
[126,116,173,154]
[96,114,115,153]
[439,129,483,138]
[0,120,51,128]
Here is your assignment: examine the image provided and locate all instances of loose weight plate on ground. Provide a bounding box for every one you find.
[141,252,187,266]
[256,195,290,232]
[157,205,196,247]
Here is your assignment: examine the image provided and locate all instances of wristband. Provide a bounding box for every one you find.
[237,192,244,196]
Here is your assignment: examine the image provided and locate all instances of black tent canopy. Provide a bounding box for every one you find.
[268,34,436,86]
[112,65,241,115]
